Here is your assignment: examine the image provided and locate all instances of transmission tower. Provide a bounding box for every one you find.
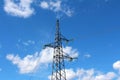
[44,19,75,80]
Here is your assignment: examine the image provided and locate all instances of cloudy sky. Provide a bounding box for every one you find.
[0,0,120,80]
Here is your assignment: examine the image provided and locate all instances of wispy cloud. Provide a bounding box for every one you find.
[40,1,61,12]
[6,46,79,74]
[16,40,36,52]
[4,0,34,18]
[84,54,91,58]
[22,40,35,46]
[39,0,73,17]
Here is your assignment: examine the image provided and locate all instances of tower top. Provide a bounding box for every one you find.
[56,19,59,30]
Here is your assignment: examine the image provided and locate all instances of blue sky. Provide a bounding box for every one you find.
[0,0,120,80]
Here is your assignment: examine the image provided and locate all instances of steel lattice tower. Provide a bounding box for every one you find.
[44,19,75,80]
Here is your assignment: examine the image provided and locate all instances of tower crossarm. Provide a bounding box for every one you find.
[44,42,57,48]
[63,54,77,62]
[60,34,73,44]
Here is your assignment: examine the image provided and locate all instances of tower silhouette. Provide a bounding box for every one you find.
[44,19,75,80]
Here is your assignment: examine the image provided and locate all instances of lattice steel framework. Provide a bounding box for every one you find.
[44,19,74,80]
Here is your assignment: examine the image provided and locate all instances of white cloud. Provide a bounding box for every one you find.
[4,0,73,17]
[6,43,120,80]
[113,60,120,73]
[62,7,73,17]
[40,1,49,9]
[77,68,95,80]
[94,72,116,80]
[113,60,120,70]
[49,1,61,12]
[48,68,117,80]
[39,0,73,17]
[4,0,34,18]
[6,46,78,74]
[63,46,78,58]
[6,53,39,74]
[40,0,61,12]
[66,69,77,80]
[48,69,77,80]
[6,48,53,74]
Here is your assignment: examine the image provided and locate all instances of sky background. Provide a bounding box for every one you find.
[0,0,120,80]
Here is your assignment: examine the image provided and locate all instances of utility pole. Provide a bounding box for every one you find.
[44,19,75,80]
